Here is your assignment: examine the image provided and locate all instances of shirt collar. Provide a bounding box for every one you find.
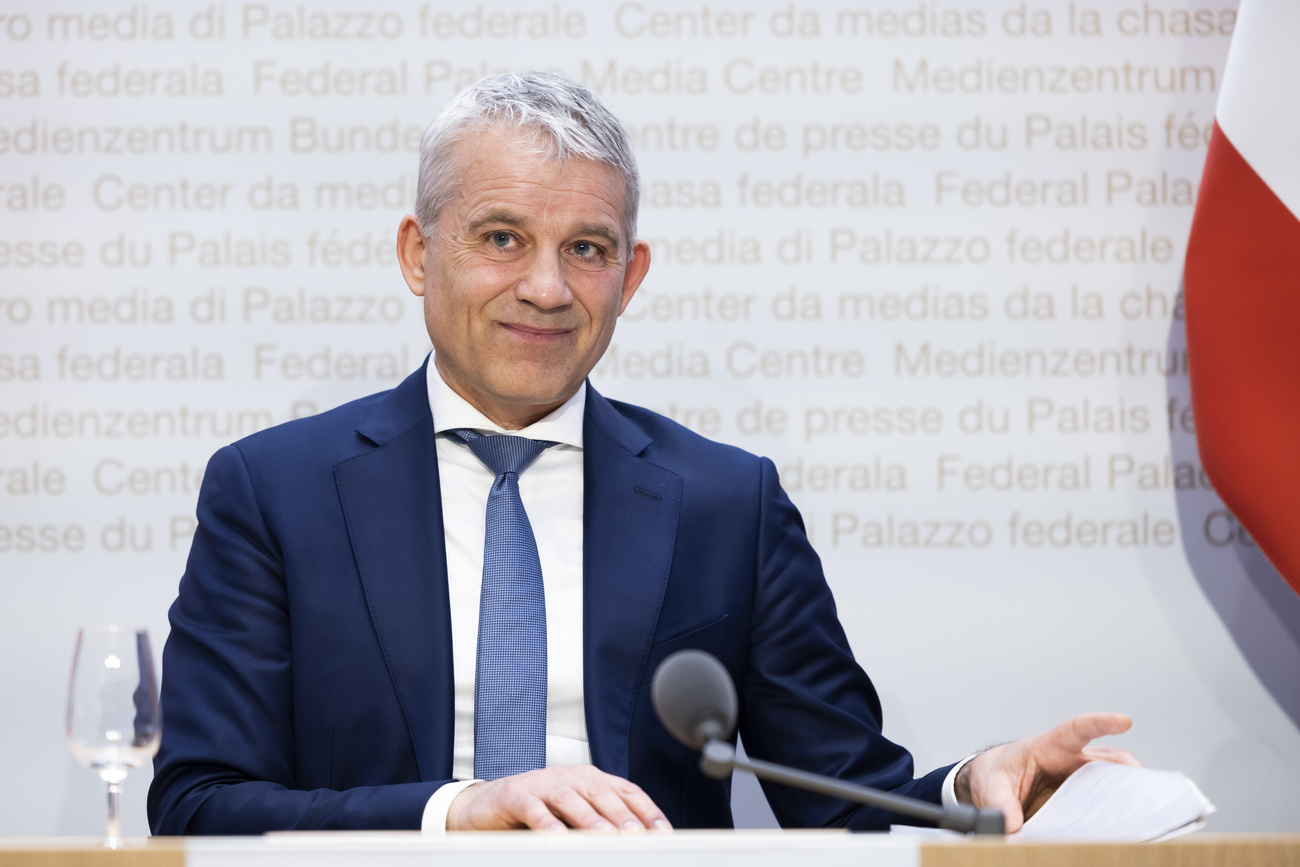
[425,353,585,449]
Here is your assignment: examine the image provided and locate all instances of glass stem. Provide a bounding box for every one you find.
[105,781,123,849]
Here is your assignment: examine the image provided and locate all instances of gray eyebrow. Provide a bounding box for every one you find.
[468,209,528,233]
[571,222,623,252]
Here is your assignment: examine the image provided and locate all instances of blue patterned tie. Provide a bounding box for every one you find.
[447,429,556,781]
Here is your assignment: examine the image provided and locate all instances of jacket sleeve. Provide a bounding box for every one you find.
[147,444,447,834]
[736,457,954,830]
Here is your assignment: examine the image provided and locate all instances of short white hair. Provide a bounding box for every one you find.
[415,71,640,253]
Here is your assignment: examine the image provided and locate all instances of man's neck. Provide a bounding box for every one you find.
[433,356,570,430]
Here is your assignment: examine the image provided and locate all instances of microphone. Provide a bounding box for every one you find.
[651,649,1004,835]
[650,646,738,749]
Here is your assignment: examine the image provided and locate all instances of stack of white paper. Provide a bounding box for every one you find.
[1013,761,1215,842]
[890,761,1215,842]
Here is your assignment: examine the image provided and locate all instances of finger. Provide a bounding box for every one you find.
[589,780,671,831]
[512,791,569,831]
[586,787,649,831]
[1043,713,1132,755]
[456,781,567,831]
[1080,746,1143,768]
[547,786,617,831]
[615,781,673,831]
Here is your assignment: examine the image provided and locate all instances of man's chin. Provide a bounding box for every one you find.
[486,361,584,400]
[493,385,580,410]
[477,376,584,420]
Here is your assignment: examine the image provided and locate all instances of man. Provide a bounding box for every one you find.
[149,72,1135,835]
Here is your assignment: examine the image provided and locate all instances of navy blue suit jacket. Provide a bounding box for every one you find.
[148,361,951,834]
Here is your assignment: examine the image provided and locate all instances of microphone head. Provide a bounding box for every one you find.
[651,649,738,749]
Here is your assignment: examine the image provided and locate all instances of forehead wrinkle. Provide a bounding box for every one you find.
[535,182,623,244]
[449,132,628,253]
[467,208,529,234]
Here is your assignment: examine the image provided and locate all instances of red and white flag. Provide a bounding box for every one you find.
[1185,0,1300,595]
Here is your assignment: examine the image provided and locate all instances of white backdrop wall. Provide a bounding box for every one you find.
[3,0,1299,837]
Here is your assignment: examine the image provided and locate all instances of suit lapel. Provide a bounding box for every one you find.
[335,361,455,782]
[582,385,683,778]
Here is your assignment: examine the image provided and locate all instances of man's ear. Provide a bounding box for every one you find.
[618,240,651,315]
[396,215,428,297]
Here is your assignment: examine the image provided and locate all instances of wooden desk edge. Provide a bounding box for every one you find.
[2,833,1298,867]
[0,838,184,867]
[920,833,1300,867]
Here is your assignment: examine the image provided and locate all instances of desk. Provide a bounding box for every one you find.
[2,833,1298,867]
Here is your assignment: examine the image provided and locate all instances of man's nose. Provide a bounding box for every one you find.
[516,250,574,309]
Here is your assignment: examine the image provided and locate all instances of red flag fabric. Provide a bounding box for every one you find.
[1184,0,1300,596]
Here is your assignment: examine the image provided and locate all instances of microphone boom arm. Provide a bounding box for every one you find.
[700,740,1005,835]
[651,649,1004,836]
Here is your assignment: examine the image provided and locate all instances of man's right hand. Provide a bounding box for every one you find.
[445,766,673,831]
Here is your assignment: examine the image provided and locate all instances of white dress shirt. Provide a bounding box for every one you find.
[416,359,967,829]
[421,359,590,831]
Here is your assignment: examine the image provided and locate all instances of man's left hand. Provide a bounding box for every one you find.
[956,712,1139,832]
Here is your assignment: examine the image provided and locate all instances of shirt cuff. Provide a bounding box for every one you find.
[941,754,979,808]
[421,780,482,833]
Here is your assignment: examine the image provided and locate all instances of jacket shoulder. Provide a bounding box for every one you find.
[232,388,394,462]
[602,396,766,476]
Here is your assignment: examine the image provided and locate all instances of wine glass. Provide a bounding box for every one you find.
[66,626,161,848]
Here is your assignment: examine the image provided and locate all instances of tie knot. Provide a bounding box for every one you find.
[448,428,556,477]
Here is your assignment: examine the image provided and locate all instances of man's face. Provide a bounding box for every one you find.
[397,126,650,429]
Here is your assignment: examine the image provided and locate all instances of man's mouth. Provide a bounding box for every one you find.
[498,321,574,342]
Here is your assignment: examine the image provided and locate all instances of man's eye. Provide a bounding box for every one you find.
[490,231,515,248]
[572,241,601,258]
